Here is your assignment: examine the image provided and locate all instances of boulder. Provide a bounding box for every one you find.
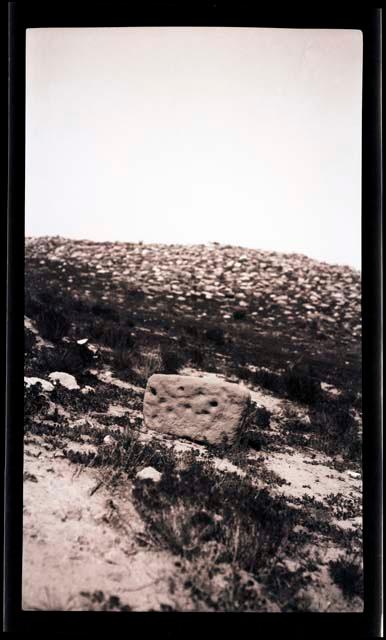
[143,374,250,446]
[48,371,79,390]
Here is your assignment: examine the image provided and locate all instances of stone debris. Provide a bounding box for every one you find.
[48,371,80,390]
[143,374,251,446]
[25,236,361,348]
[136,466,162,483]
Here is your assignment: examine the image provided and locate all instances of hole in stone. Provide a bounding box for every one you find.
[159,397,166,403]
[166,406,173,412]
[209,400,218,407]
[150,387,157,396]
[183,403,191,409]
[178,386,185,392]
[197,409,210,415]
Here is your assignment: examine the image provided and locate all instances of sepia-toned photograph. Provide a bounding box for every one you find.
[23,26,363,612]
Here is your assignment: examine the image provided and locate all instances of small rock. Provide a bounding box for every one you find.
[81,386,95,395]
[347,470,361,479]
[77,338,88,345]
[24,377,54,392]
[103,435,116,446]
[48,372,79,390]
[136,467,162,483]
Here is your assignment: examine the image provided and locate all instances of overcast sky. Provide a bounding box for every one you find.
[25,27,362,269]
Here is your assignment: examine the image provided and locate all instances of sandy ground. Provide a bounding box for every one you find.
[22,438,192,611]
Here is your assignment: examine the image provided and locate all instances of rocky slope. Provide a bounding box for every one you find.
[23,236,362,612]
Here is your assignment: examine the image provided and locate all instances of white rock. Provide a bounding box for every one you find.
[347,470,361,479]
[136,467,162,483]
[103,435,116,446]
[24,377,54,392]
[24,316,38,334]
[77,338,88,345]
[48,372,79,390]
[81,385,95,395]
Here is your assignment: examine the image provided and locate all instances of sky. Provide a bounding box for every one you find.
[25,27,363,269]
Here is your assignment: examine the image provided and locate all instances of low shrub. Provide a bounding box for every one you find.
[205,327,226,347]
[284,363,321,405]
[161,349,186,374]
[25,329,37,353]
[25,290,44,318]
[253,405,271,429]
[329,553,363,599]
[133,458,295,578]
[91,303,120,323]
[90,321,135,351]
[42,342,95,375]
[35,308,71,342]
[309,401,360,462]
[24,382,50,426]
[189,347,205,368]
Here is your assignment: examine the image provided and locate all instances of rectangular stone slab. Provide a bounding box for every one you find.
[143,374,251,445]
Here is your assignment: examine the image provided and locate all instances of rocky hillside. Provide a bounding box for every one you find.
[23,236,362,612]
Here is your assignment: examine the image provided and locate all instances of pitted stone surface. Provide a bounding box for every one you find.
[143,374,250,445]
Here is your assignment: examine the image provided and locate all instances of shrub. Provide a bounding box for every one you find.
[90,321,134,350]
[24,382,50,426]
[189,347,205,368]
[254,405,271,429]
[91,303,120,323]
[25,329,37,353]
[42,342,94,375]
[128,347,164,387]
[329,553,363,599]
[233,367,285,395]
[126,289,145,301]
[161,349,186,374]
[133,459,295,578]
[35,308,71,342]
[205,327,225,347]
[182,323,199,338]
[233,309,246,321]
[240,431,263,451]
[284,363,321,405]
[25,291,44,319]
[309,401,360,462]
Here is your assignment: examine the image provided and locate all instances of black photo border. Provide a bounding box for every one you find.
[5,4,382,636]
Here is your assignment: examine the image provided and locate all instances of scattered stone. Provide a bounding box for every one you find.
[143,374,251,446]
[77,338,88,345]
[136,466,162,483]
[103,435,116,446]
[48,372,80,390]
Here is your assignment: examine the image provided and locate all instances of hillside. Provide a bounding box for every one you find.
[23,236,362,612]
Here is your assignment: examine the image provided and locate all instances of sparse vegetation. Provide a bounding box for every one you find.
[24,329,37,353]
[23,237,362,612]
[35,308,71,342]
[329,552,363,599]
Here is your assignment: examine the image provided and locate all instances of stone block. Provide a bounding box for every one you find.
[143,374,250,446]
